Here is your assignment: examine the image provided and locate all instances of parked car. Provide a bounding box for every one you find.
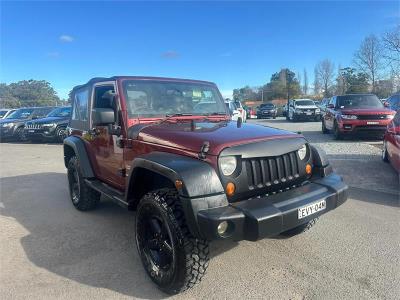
[0,106,55,141]
[382,110,400,173]
[319,98,330,113]
[276,105,285,117]
[282,103,288,117]
[64,76,347,294]
[322,94,396,139]
[0,109,16,119]
[24,106,72,142]
[233,100,247,122]
[287,99,321,121]
[385,93,399,112]
[225,100,242,121]
[257,103,277,119]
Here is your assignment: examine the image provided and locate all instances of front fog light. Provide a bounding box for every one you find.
[219,156,237,176]
[217,221,229,236]
[298,145,307,160]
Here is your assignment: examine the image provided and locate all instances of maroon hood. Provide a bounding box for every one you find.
[340,108,394,115]
[136,120,301,156]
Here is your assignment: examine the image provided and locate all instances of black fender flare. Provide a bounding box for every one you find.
[310,145,332,177]
[126,152,229,238]
[63,136,94,178]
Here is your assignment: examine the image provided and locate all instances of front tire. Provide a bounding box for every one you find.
[55,127,67,143]
[322,120,328,134]
[136,188,209,294]
[67,156,100,211]
[382,141,389,162]
[281,218,318,237]
[333,122,343,140]
[16,127,27,142]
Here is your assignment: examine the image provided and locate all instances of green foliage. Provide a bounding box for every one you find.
[339,67,370,94]
[263,68,301,100]
[233,86,260,102]
[0,80,60,108]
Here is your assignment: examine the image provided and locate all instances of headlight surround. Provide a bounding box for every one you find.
[386,114,395,120]
[219,156,237,176]
[298,144,308,160]
[341,114,358,120]
[42,123,56,128]
[315,108,321,113]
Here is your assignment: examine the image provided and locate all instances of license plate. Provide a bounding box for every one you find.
[306,112,312,115]
[28,130,35,133]
[298,200,326,219]
[367,121,379,125]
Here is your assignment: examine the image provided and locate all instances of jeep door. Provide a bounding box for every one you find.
[89,83,125,189]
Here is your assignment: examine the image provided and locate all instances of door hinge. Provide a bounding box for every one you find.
[117,168,128,177]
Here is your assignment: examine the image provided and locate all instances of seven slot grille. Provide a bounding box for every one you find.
[244,151,300,189]
[26,123,43,129]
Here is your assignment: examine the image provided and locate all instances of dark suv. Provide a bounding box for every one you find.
[0,106,55,141]
[64,76,348,294]
[24,106,71,142]
[257,103,277,119]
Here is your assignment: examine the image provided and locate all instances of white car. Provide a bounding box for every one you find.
[286,99,321,122]
[225,100,242,121]
[233,100,247,122]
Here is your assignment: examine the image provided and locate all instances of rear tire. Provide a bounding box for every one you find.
[281,218,318,237]
[136,188,209,294]
[67,156,100,211]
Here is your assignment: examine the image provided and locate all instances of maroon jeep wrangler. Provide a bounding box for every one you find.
[64,76,348,294]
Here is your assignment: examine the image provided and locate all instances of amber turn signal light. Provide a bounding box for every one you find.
[226,182,235,196]
[305,164,312,175]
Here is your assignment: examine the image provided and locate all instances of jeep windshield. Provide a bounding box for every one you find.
[295,100,315,106]
[337,95,384,109]
[5,108,34,119]
[46,107,71,118]
[122,80,227,118]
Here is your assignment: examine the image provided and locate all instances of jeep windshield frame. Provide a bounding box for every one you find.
[122,80,228,119]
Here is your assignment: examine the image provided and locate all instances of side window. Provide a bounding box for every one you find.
[72,89,89,121]
[94,85,115,109]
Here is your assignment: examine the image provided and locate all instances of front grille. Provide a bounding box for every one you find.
[26,123,43,129]
[357,115,388,120]
[244,151,300,190]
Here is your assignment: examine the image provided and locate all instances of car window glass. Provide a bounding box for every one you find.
[72,89,89,121]
[94,85,115,109]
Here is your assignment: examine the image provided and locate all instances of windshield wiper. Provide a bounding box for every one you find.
[202,112,227,116]
[165,113,193,117]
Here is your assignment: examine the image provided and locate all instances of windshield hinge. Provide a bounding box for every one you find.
[198,141,210,159]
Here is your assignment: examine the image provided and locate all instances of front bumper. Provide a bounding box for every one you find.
[195,173,347,241]
[24,127,56,139]
[0,126,17,139]
[294,111,321,119]
[338,119,390,135]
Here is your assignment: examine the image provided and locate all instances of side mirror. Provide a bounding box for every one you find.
[327,104,335,109]
[384,101,390,108]
[92,108,115,126]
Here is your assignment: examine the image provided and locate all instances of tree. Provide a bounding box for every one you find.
[335,64,346,96]
[315,59,335,97]
[303,68,309,95]
[339,67,370,94]
[0,83,20,108]
[0,80,60,108]
[313,66,321,96]
[263,68,301,101]
[233,86,260,102]
[382,25,400,82]
[353,34,383,93]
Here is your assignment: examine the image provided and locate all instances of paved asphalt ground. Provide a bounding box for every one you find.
[0,117,399,300]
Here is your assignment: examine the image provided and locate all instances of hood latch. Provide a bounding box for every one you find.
[198,141,210,159]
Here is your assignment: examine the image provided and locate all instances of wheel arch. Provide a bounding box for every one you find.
[125,152,226,209]
[63,136,94,178]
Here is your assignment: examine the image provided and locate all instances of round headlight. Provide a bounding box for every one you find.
[298,144,308,160]
[219,156,237,176]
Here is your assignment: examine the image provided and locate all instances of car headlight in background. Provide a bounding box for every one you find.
[386,115,394,119]
[298,144,308,160]
[43,123,56,128]
[315,108,320,113]
[1,122,15,128]
[219,156,237,176]
[341,114,358,120]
